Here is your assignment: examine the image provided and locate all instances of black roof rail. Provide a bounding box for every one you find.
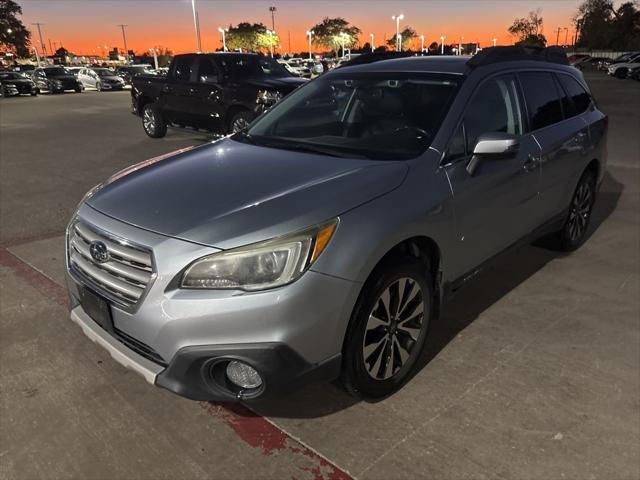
[467,46,569,68]
[337,51,414,68]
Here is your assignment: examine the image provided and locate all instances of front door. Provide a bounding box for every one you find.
[160,54,197,125]
[443,73,542,279]
[190,56,226,132]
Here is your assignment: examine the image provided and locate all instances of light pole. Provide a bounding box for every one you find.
[117,24,129,63]
[339,32,348,59]
[32,23,47,64]
[149,48,158,70]
[306,30,314,60]
[458,36,464,56]
[370,33,375,52]
[420,35,425,53]
[392,14,404,52]
[440,35,445,54]
[555,27,563,46]
[269,6,277,31]
[191,0,202,52]
[218,27,228,51]
[266,29,274,58]
[492,37,497,47]
[563,27,569,46]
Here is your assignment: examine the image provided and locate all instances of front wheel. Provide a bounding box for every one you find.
[96,82,102,92]
[614,68,628,79]
[341,258,432,400]
[142,103,167,138]
[557,169,597,251]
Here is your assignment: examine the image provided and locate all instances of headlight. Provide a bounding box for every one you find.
[181,219,338,291]
[256,89,282,106]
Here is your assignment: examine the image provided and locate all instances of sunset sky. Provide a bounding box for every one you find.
[20,0,590,56]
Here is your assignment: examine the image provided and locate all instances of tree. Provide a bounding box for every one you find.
[508,9,547,47]
[226,22,268,52]
[256,30,280,53]
[309,17,361,56]
[0,0,31,57]
[385,26,418,50]
[574,0,640,49]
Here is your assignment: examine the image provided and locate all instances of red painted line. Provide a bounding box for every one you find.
[0,248,68,307]
[200,402,353,480]
[1,247,353,480]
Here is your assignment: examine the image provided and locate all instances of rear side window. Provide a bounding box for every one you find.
[519,72,563,131]
[172,57,194,82]
[556,74,591,117]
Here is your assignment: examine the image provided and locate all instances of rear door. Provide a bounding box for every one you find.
[443,73,542,278]
[160,55,197,125]
[518,71,591,221]
[189,56,226,132]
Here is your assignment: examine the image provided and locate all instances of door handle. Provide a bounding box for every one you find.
[524,154,540,172]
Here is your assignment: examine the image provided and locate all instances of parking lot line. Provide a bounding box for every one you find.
[0,241,354,480]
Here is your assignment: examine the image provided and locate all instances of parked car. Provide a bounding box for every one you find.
[115,64,153,86]
[32,66,83,93]
[607,52,640,78]
[66,66,84,76]
[599,51,640,72]
[0,71,38,97]
[12,64,36,74]
[66,47,607,402]
[131,52,307,138]
[277,59,310,78]
[628,65,640,81]
[77,67,125,91]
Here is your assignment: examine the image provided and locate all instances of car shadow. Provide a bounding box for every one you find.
[217,170,624,419]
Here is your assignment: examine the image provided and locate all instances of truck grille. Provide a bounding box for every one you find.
[68,220,154,309]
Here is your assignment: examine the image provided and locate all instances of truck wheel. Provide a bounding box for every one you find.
[228,110,252,133]
[341,257,433,400]
[142,103,167,138]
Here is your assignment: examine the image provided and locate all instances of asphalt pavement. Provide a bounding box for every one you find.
[0,74,638,479]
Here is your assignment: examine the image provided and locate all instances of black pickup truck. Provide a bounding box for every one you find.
[131,53,307,138]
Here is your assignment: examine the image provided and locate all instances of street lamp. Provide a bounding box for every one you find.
[191,0,202,52]
[218,27,228,51]
[339,32,348,59]
[306,30,314,60]
[440,35,445,55]
[397,34,403,52]
[458,36,464,56]
[266,29,274,58]
[149,48,158,70]
[392,14,404,52]
[492,37,497,47]
[6,28,12,34]
[420,35,425,53]
[370,33,375,52]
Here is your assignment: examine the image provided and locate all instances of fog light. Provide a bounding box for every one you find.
[226,361,263,389]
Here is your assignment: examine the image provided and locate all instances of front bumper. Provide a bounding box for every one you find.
[65,205,359,401]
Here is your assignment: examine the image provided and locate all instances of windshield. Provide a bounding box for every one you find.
[241,72,462,160]
[0,72,25,80]
[44,67,70,76]
[218,55,291,79]
[93,68,113,77]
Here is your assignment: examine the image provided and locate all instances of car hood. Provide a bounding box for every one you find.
[101,75,122,81]
[243,76,308,93]
[87,138,408,249]
[47,74,77,81]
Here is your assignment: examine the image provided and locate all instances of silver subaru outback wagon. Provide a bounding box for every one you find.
[65,47,607,401]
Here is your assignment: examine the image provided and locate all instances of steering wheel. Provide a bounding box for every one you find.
[393,125,430,139]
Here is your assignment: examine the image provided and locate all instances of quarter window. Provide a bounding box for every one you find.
[556,74,591,117]
[463,74,523,153]
[519,72,564,131]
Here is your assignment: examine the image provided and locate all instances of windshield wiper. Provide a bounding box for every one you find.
[260,138,369,159]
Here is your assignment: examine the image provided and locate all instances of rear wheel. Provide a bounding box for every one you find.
[341,258,432,400]
[228,110,253,133]
[142,103,167,138]
[557,169,597,251]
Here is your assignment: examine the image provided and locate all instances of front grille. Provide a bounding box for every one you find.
[68,220,154,309]
[114,328,167,366]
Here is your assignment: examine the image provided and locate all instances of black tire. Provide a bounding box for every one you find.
[228,110,253,133]
[142,103,167,138]
[31,91,38,96]
[614,68,628,79]
[341,257,433,400]
[96,82,102,92]
[556,169,597,252]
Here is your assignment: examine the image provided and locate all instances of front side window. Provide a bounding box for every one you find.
[519,72,564,131]
[219,55,290,79]
[242,72,462,160]
[197,58,219,83]
[463,74,523,153]
[556,74,591,117]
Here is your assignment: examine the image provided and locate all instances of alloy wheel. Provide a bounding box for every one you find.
[143,108,156,135]
[362,277,425,380]
[567,181,593,241]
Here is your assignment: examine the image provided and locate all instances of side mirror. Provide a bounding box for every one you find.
[466,132,520,176]
[200,74,220,84]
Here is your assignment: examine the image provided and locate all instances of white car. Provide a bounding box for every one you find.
[608,52,640,78]
[77,67,125,91]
